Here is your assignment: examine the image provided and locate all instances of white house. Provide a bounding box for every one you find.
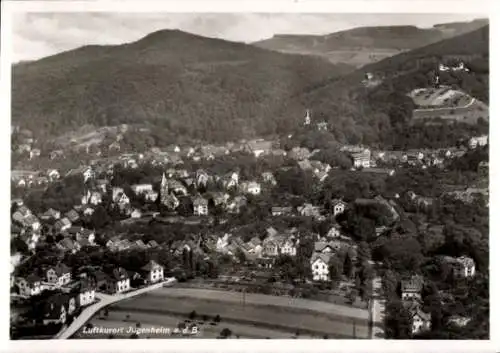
[216,234,231,253]
[246,181,261,195]
[77,280,96,307]
[83,167,95,183]
[332,199,347,217]
[310,253,332,281]
[469,135,488,149]
[401,275,424,301]
[140,260,164,284]
[131,184,153,195]
[193,196,209,216]
[455,256,476,278]
[326,224,342,238]
[280,238,298,256]
[46,264,72,287]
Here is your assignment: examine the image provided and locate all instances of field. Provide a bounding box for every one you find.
[73,287,370,339]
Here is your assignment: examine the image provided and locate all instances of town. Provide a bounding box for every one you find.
[10,109,489,339]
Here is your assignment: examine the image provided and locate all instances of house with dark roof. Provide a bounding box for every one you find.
[16,274,43,297]
[310,253,333,281]
[404,301,431,335]
[401,275,424,301]
[65,209,80,223]
[46,263,72,287]
[105,267,130,294]
[271,206,293,217]
[54,217,72,233]
[140,260,164,284]
[40,208,61,221]
[74,278,96,307]
[192,196,208,216]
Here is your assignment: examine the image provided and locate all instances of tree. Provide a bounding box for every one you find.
[235,248,247,264]
[382,269,399,298]
[328,256,344,283]
[89,205,111,229]
[357,241,371,265]
[343,252,354,279]
[384,300,412,339]
[214,315,221,323]
[220,328,232,338]
[189,310,197,320]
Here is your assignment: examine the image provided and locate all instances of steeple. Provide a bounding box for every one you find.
[304,109,311,126]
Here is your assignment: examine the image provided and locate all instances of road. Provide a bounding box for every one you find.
[370,277,386,339]
[56,278,177,339]
[414,97,477,113]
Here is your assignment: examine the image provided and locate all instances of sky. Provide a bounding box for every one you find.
[12,13,484,62]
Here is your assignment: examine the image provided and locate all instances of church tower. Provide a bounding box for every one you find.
[304,109,311,126]
[160,173,169,206]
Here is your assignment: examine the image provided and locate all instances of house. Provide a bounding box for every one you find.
[262,238,280,257]
[82,206,95,216]
[193,196,208,216]
[351,149,371,168]
[144,190,159,202]
[331,199,347,217]
[468,135,488,149]
[404,301,431,335]
[310,253,333,281]
[317,121,328,131]
[40,208,61,221]
[47,169,60,181]
[443,255,476,278]
[95,179,110,193]
[222,171,239,190]
[447,316,471,328]
[57,238,81,254]
[28,148,41,159]
[297,203,322,219]
[16,274,42,297]
[42,295,68,325]
[81,190,102,205]
[131,184,153,195]
[105,267,130,294]
[46,263,72,287]
[147,240,159,249]
[22,215,41,232]
[326,224,342,238]
[271,206,293,217]
[54,217,72,233]
[75,279,96,307]
[245,139,274,158]
[112,187,130,206]
[314,241,337,254]
[280,238,298,256]
[130,209,142,219]
[139,260,164,284]
[83,167,95,183]
[401,275,424,301]
[261,172,277,186]
[226,196,247,214]
[65,209,80,223]
[210,192,230,207]
[216,233,231,252]
[245,181,261,195]
[75,228,96,245]
[478,161,488,177]
[195,169,210,189]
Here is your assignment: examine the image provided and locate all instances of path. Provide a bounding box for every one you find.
[370,277,385,339]
[56,278,177,339]
[414,97,477,113]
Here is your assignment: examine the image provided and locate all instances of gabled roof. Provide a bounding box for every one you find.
[48,263,71,276]
[310,252,333,264]
[141,260,163,272]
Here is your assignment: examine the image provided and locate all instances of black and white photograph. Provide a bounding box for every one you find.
[3,0,493,347]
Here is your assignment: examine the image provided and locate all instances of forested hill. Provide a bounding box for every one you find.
[278,25,489,147]
[252,19,488,67]
[12,29,351,143]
